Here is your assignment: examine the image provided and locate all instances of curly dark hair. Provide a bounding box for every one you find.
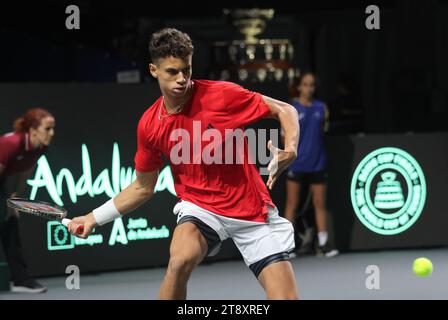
[149,28,194,62]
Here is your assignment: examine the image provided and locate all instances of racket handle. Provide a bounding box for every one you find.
[61,218,84,235]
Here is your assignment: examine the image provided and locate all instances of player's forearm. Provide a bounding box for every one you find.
[89,184,153,226]
[278,104,300,155]
[112,180,154,215]
[90,170,158,226]
[263,95,300,155]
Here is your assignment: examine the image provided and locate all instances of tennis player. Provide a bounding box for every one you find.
[0,108,55,293]
[284,72,339,257]
[69,28,300,300]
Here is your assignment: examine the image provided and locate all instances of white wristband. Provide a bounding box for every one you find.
[92,198,121,226]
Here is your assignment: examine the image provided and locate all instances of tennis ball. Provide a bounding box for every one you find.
[413,257,433,277]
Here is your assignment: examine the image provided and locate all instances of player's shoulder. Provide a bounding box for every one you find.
[0,131,23,146]
[313,99,327,109]
[0,132,25,157]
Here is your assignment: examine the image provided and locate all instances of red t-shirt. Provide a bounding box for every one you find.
[0,132,46,180]
[134,80,275,222]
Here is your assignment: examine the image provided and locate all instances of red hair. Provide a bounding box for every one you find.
[13,108,54,133]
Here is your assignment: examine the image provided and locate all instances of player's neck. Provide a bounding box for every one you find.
[29,134,41,149]
[162,82,194,113]
[163,95,185,113]
[298,96,313,107]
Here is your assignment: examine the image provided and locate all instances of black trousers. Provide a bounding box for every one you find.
[0,182,34,285]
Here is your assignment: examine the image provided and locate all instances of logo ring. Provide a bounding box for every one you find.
[350,147,426,235]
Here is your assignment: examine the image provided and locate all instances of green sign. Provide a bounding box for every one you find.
[27,143,176,206]
[108,218,170,246]
[47,221,75,250]
[350,147,427,235]
[47,217,170,251]
[37,143,174,251]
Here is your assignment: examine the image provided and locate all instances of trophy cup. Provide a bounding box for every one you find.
[211,8,297,85]
[223,8,274,43]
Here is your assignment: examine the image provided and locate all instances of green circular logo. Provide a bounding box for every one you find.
[54,225,69,245]
[350,147,426,235]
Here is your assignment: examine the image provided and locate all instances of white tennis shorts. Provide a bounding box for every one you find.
[173,200,295,267]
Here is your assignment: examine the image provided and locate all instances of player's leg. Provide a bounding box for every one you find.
[310,179,338,257]
[310,182,327,234]
[258,260,298,299]
[231,206,298,299]
[158,222,208,299]
[284,175,301,224]
[0,184,45,293]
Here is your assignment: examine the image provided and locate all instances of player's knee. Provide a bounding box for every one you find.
[167,255,195,278]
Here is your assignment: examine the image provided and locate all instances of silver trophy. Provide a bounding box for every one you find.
[211,8,297,84]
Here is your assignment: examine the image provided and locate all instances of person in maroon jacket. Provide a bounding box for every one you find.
[0,108,55,293]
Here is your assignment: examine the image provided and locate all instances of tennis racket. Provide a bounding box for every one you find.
[6,198,84,235]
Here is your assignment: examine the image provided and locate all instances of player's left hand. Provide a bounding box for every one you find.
[266,140,297,190]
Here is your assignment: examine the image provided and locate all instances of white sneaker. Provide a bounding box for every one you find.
[316,243,339,258]
[10,280,47,293]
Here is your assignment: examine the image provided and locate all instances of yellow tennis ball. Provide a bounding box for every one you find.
[413,257,433,277]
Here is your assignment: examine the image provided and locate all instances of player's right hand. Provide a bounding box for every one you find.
[69,213,98,239]
[266,140,297,190]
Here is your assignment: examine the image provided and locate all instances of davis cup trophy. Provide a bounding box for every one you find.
[210,8,300,85]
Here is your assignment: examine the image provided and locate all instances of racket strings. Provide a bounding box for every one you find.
[7,198,66,220]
